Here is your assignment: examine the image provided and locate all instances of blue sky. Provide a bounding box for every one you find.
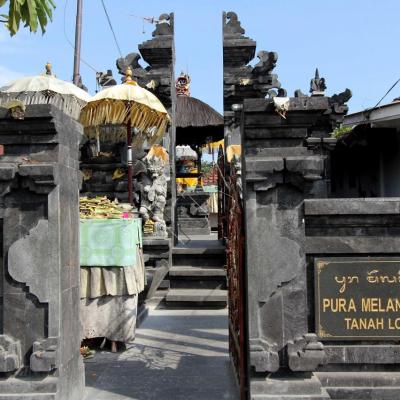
[1,0,400,114]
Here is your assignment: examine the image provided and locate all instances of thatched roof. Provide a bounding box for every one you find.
[176,96,223,128]
[175,96,224,146]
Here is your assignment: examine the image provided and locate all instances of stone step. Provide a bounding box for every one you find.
[171,280,225,290]
[169,267,226,289]
[169,266,226,277]
[317,372,400,387]
[252,396,330,400]
[0,377,57,394]
[165,288,227,306]
[325,386,400,399]
[251,375,330,399]
[0,395,56,400]
[172,246,225,256]
[172,257,225,268]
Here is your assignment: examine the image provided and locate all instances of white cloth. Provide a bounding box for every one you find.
[81,295,138,342]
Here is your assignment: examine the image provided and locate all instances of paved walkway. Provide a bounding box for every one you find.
[84,305,238,400]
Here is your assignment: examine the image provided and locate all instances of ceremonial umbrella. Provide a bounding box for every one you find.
[80,67,170,205]
[0,63,91,120]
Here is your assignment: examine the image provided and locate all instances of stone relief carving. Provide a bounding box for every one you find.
[0,335,22,372]
[287,334,327,371]
[30,337,59,372]
[8,219,51,303]
[249,338,280,372]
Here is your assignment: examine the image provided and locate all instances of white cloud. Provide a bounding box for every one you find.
[0,65,22,86]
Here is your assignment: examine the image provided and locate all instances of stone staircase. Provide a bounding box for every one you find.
[316,372,400,399]
[165,239,227,307]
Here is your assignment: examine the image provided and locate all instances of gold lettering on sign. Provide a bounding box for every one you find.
[334,275,359,293]
[344,318,385,330]
[322,298,356,312]
[361,298,400,312]
[388,318,400,330]
[367,269,400,284]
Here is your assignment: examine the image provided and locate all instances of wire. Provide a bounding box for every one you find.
[63,0,99,74]
[100,0,123,58]
[370,78,400,110]
[129,14,159,25]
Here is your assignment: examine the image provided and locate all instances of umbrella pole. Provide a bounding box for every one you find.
[127,122,133,205]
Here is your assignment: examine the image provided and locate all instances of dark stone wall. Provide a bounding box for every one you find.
[0,105,84,400]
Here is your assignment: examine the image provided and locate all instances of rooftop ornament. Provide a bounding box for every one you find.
[80,66,170,205]
[176,72,191,97]
[0,62,91,119]
[310,68,327,96]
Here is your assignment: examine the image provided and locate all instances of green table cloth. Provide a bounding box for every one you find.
[80,218,142,267]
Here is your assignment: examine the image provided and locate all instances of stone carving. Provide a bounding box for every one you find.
[116,52,147,83]
[30,337,58,372]
[138,12,174,108]
[96,70,117,88]
[288,334,327,372]
[249,338,280,372]
[231,153,242,199]
[8,219,51,303]
[330,88,353,114]
[330,88,352,105]
[0,335,21,372]
[294,89,307,98]
[177,194,209,218]
[253,51,278,76]
[310,68,326,95]
[139,147,168,238]
[224,11,245,35]
[152,13,172,36]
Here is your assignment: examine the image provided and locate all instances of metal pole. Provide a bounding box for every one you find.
[127,122,133,205]
[73,0,83,85]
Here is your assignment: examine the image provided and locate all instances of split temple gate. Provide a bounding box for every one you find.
[0,8,400,400]
[223,11,400,400]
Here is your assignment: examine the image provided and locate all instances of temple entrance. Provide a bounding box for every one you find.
[83,13,236,400]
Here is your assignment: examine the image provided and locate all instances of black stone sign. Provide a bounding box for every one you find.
[315,257,400,340]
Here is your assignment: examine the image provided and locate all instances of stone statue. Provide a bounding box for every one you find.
[139,145,168,238]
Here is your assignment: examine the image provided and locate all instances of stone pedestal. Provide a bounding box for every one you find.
[0,105,84,400]
[177,192,211,236]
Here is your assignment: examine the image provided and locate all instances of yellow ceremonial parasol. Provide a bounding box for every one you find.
[80,67,170,205]
[0,62,91,120]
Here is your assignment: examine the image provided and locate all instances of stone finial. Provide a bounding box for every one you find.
[224,11,245,35]
[176,72,191,97]
[45,62,52,76]
[96,70,117,88]
[152,13,172,36]
[294,89,307,98]
[310,68,326,95]
[330,88,352,106]
[116,53,142,76]
[252,51,278,76]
